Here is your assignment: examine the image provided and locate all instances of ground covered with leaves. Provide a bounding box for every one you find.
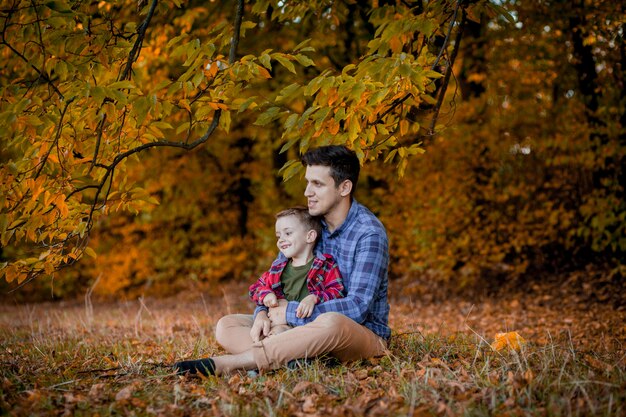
[1,280,625,416]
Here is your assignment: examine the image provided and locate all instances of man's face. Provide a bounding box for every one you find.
[275,215,310,259]
[304,165,343,217]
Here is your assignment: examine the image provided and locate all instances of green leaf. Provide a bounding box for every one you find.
[90,86,106,104]
[280,136,299,154]
[284,113,298,130]
[273,54,296,74]
[259,53,272,70]
[254,106,280,126]
[423,70,443,79]
[421,94,437,105]
[399,63,412,77]
[276,83,300,102]
[486,2,516,24]
[108,80,135,90]
[313,107,331,129]
[152,121,173,130]
[304,76,324,96]
[84,247,97,258]
[279,159,303,181]
[133,96,150,125]
[56,60,68,80]
[45,0,72,13]
[342,64,356,76]
[294,54,315,67]
[411,17,436,37]
[23,115,44,127]
[236,96,258,113]
[293,39,312,52]
[348,117,361,141]
[348,81,366,102]
[384,149,397,163]
[219,110,231,133]
[299,106,317,128]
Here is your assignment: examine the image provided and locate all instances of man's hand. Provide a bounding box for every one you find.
[250,311,271,342]
[262,292,279,308]
[296,294,318,318]
[267,299,288,326]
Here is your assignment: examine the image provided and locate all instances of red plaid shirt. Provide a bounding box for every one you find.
[249,253,345,305]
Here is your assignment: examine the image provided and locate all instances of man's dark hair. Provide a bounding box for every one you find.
[301,145,360,196]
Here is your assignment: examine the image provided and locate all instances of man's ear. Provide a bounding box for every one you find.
[306,229,317,244]
[338,180,352,197]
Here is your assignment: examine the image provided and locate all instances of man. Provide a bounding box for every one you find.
[175,145,390,375]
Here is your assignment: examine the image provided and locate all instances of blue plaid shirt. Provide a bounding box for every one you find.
[255,200,390,340]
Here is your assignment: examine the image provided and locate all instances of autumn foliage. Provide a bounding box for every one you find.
[1,0,624,299]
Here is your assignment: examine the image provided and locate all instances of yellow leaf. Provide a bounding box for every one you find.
[55,195,69,218]
[84,247,97,259]
[491,331,526,351]
[399,119,409,136]
[257,66,271,79]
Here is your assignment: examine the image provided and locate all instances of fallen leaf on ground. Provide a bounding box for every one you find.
[491,331,526,351]
[115,384,135,402]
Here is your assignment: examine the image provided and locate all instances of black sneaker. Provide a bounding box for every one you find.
[286,358,314,370]
[174,358,215,376]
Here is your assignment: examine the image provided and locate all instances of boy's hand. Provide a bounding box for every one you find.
[263,293,278,308]
[295,294,318,318]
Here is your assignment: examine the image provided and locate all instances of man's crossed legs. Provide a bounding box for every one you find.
[175,312,387,376]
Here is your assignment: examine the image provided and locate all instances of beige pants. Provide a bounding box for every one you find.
[215,312,388,371]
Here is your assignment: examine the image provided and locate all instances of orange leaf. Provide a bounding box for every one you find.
[54,194,69,218]
[491,331,526,351]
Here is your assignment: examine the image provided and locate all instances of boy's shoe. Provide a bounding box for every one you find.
[287,356,341,370]
[174,358,215,376]
[286,358,314,369]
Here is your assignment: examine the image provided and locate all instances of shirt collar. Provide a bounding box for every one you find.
[275,250,325,264]
[322,199,359,238]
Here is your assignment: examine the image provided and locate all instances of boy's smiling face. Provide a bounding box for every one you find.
[275,215,315,263]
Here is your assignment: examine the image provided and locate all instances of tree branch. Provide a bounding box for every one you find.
[120,0,158,81]
[229,0,244,65]
[34,97,74,178]
[369,0,463,127]
[82,0,245,233]
[427,8,466,137]
[88,114,106,174]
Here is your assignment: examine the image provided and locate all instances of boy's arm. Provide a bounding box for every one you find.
[307,257,345,303]
[285,232,388,326]
[248,271,274,306]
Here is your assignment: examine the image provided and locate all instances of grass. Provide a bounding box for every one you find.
[0,294,624,416]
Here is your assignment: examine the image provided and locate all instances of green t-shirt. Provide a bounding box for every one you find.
[280,258,314,302]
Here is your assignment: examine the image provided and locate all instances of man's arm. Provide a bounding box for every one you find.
[284,232,388,326]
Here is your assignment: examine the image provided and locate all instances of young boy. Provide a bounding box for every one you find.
[248,206,345,335]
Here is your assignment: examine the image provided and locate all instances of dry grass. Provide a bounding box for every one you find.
[1,288,625,416]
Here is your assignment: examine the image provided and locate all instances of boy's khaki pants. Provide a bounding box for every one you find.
[215,312,387,370]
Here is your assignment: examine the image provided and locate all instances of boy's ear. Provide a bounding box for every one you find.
[338,179,352,197]
[306,229,317,244]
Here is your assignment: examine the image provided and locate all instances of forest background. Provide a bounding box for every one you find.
[0,0,624,303]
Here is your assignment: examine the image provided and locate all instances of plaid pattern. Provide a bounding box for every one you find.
[249,253,345,305]
[255,200,391,340]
